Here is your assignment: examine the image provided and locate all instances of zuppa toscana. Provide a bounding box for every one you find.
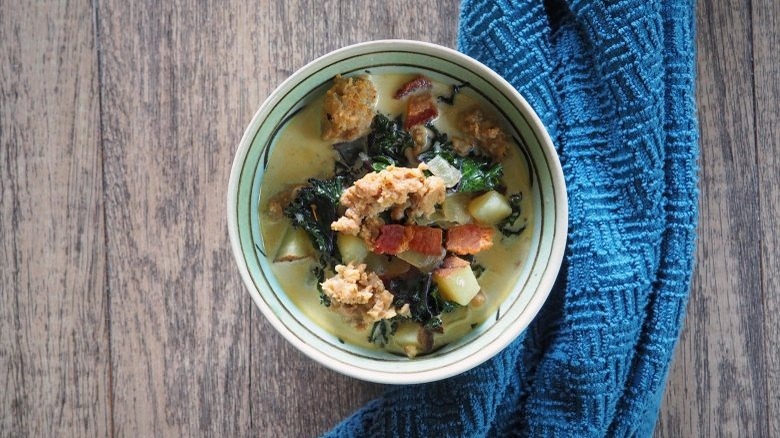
[259,72,533,357]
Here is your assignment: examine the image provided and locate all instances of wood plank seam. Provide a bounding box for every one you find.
[90,0,116,437]
[751,0,778,435]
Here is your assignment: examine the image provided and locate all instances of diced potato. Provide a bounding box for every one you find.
[274,226,315,262]
[364,254,411,277]
[392,322,433,358]
[397,249,446,272]
[433,263,481,306]
[337,233,369,263]
[442,192,473,224]
[468,190,513,225]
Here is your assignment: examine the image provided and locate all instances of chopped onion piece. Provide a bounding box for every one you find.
[425,155,462,188]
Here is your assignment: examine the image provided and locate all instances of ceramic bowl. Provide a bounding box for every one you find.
[227,40,567,384]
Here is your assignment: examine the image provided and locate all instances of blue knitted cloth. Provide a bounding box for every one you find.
[324,0,699,436]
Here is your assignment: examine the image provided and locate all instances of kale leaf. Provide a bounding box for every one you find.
[458,159,503,192]
[418,127,504,193]
[311,265,331,307]
[366,114,414,167]
[368,319,398,346]
[498,193,526,237]
[331,114,413,180]
[283,176,344,264]
[388,270,460,332]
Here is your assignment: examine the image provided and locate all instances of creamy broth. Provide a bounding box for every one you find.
[259,73,534,353]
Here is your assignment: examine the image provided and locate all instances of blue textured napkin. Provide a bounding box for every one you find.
[324,0,699,435]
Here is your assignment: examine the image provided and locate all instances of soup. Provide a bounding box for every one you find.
[258,72,534,357]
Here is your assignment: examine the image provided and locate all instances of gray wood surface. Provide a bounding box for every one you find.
[654,0,773,436]
[0,1,111,437]
[754,0,780,437]
[0,1,777,437]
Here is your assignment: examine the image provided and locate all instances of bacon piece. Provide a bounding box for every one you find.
[446,224,494,255]
[373,224,443,255]
[394,75,433,99]
[373,224,412,254]
[407,226,444,256]
[404,93,439,130]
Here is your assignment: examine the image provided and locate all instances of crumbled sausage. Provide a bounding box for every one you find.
[458,107,509,159]
[409,124,429,155]
[322,75,377,142]
[331,164,446,246]
[450,136,474,156]
[321,263,401,329]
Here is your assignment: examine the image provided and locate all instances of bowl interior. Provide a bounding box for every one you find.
[229,41,566,384]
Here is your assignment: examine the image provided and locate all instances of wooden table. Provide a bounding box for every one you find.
[1,1,777,436]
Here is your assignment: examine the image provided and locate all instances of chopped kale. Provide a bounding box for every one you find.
[368,320,389,345]
[425,122,450,147]
[389,270,460,333]
[458,159,503,192]
[418,132,503,193]
[366,114,414,167]
[432,288,461,314]
[472,263,486,278]
[371,156,395,172]
[284,176,345,264]
[311,265,331,307]
[331,114,414,179]
[368,319,398,346]
[498,193,526,237]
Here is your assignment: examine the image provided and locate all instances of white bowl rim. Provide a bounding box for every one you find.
[227,39,568,384]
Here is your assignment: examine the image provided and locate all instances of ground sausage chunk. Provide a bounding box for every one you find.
[331,164,446,246]
[320,263,403,329]
[458,107,509,160]
[321,74,377,142]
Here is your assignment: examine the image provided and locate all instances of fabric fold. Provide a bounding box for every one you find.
[324,0,698,436]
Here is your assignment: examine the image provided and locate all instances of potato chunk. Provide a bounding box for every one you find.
[468,190,512,225]
[433,256,481,306]
[337,233,369,264]
[274,226,314,262]
[442,192,473,224]
[392,322,434,358]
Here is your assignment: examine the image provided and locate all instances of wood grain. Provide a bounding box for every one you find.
[2,1,778,436]
[753,0,780,436]
[95,1,255,435]
[0,1,110,437]
[248,1,460,436]
[654,0,769,436]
